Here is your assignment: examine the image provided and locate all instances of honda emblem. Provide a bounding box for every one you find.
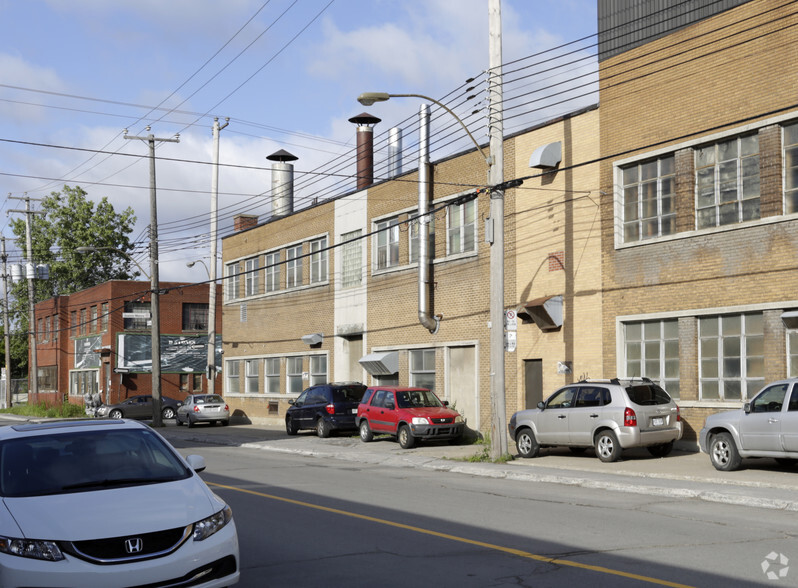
[125,538,143,554]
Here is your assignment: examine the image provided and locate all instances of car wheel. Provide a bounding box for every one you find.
[175,415,184,426]
[709,432,742,471]
[569,446,588,455]
[187,416,195,429]
[646,441,674,458]
[221,419,229,426]
[594,430,621,462]
[316,418,331,438]
[109,409,123,419]
[398,425,415,449]
[286,417,299,435]
[359,420,373,443]
[162,407,176,420]
[515,428,540,458]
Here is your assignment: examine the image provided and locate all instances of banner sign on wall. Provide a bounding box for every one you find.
[116,334,223,373]
[74,335,103,369]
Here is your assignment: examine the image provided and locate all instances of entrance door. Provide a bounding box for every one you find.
[448,346,477,429]
[524,359,543,409]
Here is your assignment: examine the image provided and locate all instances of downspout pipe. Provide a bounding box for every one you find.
[418,103,441,334]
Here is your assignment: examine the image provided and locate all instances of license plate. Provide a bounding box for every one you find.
[652,417,664,426]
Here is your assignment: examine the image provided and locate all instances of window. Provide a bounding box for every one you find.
[80,308,87,335]
[123,302,150,331]
[69,370,98,397]
[310,355,327,386]
[36,318,42,342]
[310,237,328,284]
[38,365,57,392]
[699,313,764,401]
[245,257,259,296]
[245,359,259,394]
[226,360,240,394]
[789,330,798,377]
[287,356,303,394]
[447,199,476,255]
[784,123,798,214]
[265,252,280,292]
[265,358,280,393]
[622,155,675,242]
[624,319,680,398]
[375,218,399,269]
[410,216,435,264]
[225,262,240,300]
[90,306,98,333]
[286,245,303,288]
[696,135,760,229]
[182,303,208,331]
[70,311,77,337]
[341,230,362,288]
[410,349,436,392]
[180,373,202,393]
[101,303,108,332]
[44,316,51,343]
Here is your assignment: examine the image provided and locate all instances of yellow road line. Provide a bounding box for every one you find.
[209,482,694,588]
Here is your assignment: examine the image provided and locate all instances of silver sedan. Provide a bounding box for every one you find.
[176,394,230,427]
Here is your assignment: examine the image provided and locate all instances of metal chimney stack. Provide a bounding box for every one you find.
[348,112,381,190]
[388,127,403,177]
[267,149,298,218]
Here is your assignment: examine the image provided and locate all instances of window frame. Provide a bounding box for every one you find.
[225,262,241,301]
[226,360,240,394]
[265,251,280,293]
[409,348,436,393]
[374,218,400,270]
[265,358,280,394]
[447,199,476,256]
[244,257,260,297]
[623,319,680,398]
[286,245,303,289]
[621,155,676,243]
[286,356,304,394]
[310,237,328,284]
[341,230,362,288]
[699,312,764,402]
[245,359,259,394]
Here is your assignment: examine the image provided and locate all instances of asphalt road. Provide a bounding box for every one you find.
[167,437,798,587]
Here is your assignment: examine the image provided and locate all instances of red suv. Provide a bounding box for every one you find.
[356,386,464,449]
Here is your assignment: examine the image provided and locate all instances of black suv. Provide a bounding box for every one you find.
[285,382,367,437]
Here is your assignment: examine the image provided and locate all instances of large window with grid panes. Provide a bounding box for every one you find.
[622,155,675,242]
[409,349,436,393]
[699,313,764,401]
[341,230,362,288]
[623,319,680,398]
[695,135,760,229]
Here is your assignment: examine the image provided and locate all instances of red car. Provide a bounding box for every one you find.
[356,386,464,448]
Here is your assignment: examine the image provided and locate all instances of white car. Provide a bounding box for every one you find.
[0,419,239,588]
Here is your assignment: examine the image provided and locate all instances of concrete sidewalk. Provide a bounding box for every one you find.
[157,421,798,512]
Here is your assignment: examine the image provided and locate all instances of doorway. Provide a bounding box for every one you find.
[524,359,543,409]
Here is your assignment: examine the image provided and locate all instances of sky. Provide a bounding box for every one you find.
[0,0,598,283]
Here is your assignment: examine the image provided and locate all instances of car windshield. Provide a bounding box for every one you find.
[195,395,224,405]
[396,389,443,409]
[0,428,191,498]
[625,384,672,406]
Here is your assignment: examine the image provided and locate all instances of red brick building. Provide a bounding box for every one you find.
[30,280,222,409]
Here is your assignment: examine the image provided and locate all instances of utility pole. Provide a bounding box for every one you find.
[124,127,179,427]
[8,195,44,402]
[488,0,509,458]
[208,117,229,397]
[0,237,11,408]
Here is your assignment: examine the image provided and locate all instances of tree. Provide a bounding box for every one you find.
[8,185,138,375]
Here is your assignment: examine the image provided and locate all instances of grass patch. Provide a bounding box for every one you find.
[0,402,86,419]
[462,432,514,463]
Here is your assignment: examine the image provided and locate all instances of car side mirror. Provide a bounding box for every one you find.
[537,401,545,410]
[288,400,295,406]
[185,454,206,473]
[743,402,751,414]
[442,400,449,406]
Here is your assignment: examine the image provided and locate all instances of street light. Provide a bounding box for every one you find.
[357,93,490,164]
[75,246,150,280]
[186,259,217,396]
[358,90,510,458]
[75,245,161,425]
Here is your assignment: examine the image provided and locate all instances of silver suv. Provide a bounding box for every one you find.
[509,378,682,462]
[699,378,798,471]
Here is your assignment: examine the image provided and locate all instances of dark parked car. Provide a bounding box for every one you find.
[285,382,367,437]
[176,394,230,427]
[95,395,183,420]
[356,386,464,448]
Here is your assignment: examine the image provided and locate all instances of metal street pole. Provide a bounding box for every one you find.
[1,237,11,408]
[124,127,179,426]
[488,0,509,458]
[208,117,229,396]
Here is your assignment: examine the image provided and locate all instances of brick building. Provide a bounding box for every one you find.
[31,280,222,409]
[221,104,603,433]
[598,0,798,441]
